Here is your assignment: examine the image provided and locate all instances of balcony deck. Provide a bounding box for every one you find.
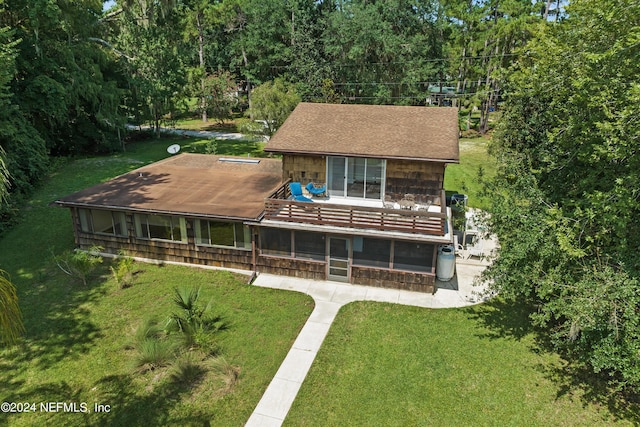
[263,189,448,237]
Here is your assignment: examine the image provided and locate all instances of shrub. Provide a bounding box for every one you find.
[0,269,24,345]
[170,351,207,386]
[110,250,135,289]
[210,356,240,393]
[131,317,178,373]
[133,338,178,373]
[134,316,165,342]
[204,140,218,155]
[53,245,103,285]
[460,129,481,139]
[237,118,265,136]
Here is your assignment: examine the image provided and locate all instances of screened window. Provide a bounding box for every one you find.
[393,241,434,273]
[134,214,187,242]
[353,237,390,268]
[78,209,127,236]
[195,220,251,249]
[260,228,292,256]
[294,231,325,261]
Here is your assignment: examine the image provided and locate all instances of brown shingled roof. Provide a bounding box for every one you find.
[55,154,284,220]
[265,103,459,162]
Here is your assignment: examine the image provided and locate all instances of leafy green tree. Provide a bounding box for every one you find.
[443,0,540,131]
[0,24,17,202]
[0,18,48,227]
[281,0,331,100]
[245,78,300,136]
[114,0,186,134]
[181,0,229,122]
[0,270,24,346]
[228,0,291,86]
[201,71,238,125]
[485,0,640,392]
[3,0,126,155]
[0,16,23,235]
[322,0,447,104]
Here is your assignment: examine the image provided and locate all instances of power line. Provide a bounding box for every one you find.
[335,90,502,99]
[271,53,523,70]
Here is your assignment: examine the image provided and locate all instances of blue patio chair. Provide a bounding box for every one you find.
[289,182,313,202]
[305,182,327,197]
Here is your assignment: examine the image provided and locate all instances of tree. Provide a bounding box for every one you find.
[0,270,24,346]
[54,246,104,286]
[0,24,16,202]
[114,0,186,134]
[201,71,238,125]
[443,0,540,132]
[0,24,25,344]
[228,0,291,86]
[322,0,447,104]
[484,0,640,393]
[181,0,228,122]
[245,78,300,136]
[280,0,331,101]
[2,0,126,155]
[0,17,48,228]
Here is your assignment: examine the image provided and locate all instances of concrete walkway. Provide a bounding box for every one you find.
[245,250,494,427]
[125,124,265,141]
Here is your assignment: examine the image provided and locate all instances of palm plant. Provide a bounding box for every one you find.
[110,250,135,289]
[167,286,225,350]
[168,286,206,347]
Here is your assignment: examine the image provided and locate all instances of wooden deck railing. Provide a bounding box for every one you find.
[263,198,446,236]
[266,178,292,201]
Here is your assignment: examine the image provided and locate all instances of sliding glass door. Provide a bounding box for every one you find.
[327,156,385,200]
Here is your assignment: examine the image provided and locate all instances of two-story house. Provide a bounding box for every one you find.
[55,103,459,293]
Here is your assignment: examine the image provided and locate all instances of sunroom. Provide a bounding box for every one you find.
[54,153,284,270]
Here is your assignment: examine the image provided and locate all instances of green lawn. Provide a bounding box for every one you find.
[0,135,313,426]
[123,132,268,159]
[171,118,241,133]
[444,137,496,210]
[286,302,638,426]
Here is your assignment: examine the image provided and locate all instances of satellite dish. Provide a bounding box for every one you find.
[167,144,181,154]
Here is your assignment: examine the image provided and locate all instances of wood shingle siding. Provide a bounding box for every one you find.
[256,256,326,280]
[282,154,326,184]
[351,267,436,293]
[385,159,445,203]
